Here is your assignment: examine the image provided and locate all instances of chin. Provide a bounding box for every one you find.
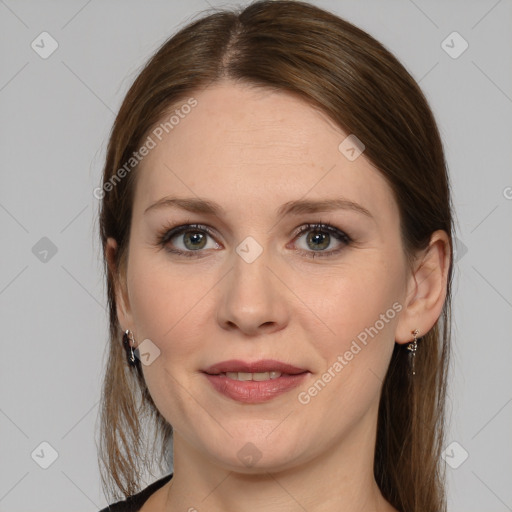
[198,430,306,474]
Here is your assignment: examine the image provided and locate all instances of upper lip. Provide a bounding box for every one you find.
[203,359,308,375]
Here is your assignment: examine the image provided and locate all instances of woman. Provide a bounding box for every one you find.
[97,1,453,511]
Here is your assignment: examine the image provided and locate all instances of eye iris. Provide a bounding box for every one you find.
[307,230,329,251]
[184,231,206,250]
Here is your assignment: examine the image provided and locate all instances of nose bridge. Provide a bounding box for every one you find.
[231,238,273,306]
[217,236,287,333]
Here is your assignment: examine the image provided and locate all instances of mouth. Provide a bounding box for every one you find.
[202,359,310,403]
[203,359,308,377]
[206,370,287,381]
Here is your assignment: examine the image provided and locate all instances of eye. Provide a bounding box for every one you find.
[290,223,351,258]
[157,224,220,257]
[157,222,351,259]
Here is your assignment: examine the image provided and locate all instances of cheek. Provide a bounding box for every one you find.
[293,269,400,427]
[127,251,218,372]
[129,266,176,338]
[294,259,403,349]
[127,246,199,335]
[126,256,209,426]
[293,264,403,421]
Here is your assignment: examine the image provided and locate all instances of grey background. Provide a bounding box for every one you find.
[1,0,511,510]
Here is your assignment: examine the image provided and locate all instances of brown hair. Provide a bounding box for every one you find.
[98,1,454,510]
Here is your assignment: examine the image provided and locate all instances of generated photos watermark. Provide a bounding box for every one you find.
[297,301,403,405]
[93,97,198,200]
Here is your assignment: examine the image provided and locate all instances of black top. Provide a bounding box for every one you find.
[99,474,173,511]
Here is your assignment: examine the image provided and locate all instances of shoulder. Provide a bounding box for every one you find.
[98,474,173,512]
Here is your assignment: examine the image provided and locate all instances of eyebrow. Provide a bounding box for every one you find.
[144,196,373,219]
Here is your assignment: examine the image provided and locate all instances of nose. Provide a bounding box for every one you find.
[216,245,289,336]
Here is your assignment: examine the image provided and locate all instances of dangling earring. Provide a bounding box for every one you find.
[122,329,137,366]
[406,329,419,376]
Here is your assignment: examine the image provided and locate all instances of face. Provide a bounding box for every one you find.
[114,81,411,473]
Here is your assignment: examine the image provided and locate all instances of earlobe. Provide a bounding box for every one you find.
[395,230,451,344]
[106,237,133,330]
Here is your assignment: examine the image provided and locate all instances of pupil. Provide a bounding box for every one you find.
[185,231,206,250]
[307,231,329,250]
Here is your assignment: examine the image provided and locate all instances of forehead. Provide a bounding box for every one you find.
[132,82,398,223]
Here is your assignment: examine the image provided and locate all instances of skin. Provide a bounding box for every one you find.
[107,81,450,512]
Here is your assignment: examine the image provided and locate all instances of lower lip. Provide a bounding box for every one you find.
[203,372,309,403]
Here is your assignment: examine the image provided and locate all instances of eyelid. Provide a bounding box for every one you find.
[291,222,348,239]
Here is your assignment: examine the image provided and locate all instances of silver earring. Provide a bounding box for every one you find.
[123,329,137,366]
[406,329,419,376]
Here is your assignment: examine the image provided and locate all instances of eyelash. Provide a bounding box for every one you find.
[156,222,352,259]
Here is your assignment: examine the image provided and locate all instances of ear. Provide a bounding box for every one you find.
[395,230,451,344]
[105,237,134,333]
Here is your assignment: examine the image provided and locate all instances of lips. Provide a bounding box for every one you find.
[203,359,308,375]
[202,359,310,403]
